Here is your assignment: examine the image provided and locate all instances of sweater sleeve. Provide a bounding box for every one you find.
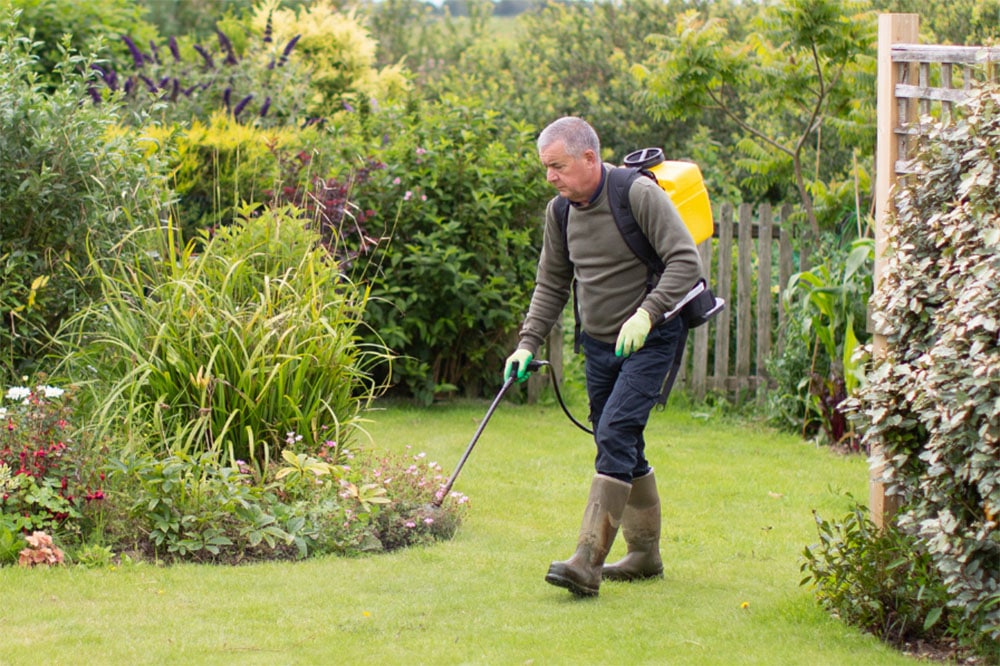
[628,177,704,320]
[517,198,574,355]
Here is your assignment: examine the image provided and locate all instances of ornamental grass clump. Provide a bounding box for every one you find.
[60,207,387,469]
[846,80,1000,657]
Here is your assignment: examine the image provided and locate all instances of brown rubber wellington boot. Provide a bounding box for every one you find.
[545,474,631,597]
[602,469,664,581]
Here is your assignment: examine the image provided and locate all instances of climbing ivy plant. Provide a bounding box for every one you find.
[848,81,1000,650]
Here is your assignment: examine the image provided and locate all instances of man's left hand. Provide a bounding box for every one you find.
[615,308,652,357]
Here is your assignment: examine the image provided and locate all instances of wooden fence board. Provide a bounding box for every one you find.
[713,204,734,393]
[736,204,753,391]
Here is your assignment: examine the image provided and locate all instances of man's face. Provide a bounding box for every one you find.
[539,140,601,205]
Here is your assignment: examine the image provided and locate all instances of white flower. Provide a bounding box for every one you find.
[0,407,7,419]
[40,385,64,399]
[4,386,30,401]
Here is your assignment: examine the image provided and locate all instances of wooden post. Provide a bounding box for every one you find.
[777,204,794,355]
[692,240,713,400]
[871,13,919,528]
[736,204,753,396]
[528,318,562,402]
[713,204,733,393]
[755,203,772,401]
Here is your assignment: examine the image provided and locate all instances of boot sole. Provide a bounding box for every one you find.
[544,571,599,597]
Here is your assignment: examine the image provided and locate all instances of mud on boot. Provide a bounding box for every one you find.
[545,474,631,597]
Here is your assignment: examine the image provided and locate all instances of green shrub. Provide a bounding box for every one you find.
[249,0,410,120]
[0,14,169,379]
[7,0,158,83]
[848,81,1000,654]
[58,208,384,466]
[349,96,550,403]
[801,500,971,650]
[432,0,695,163]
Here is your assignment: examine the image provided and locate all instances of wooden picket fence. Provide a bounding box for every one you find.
[678,201,799,402]
[530,201,804,406]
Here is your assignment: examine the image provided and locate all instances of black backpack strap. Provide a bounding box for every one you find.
[553,196,582,353]
[657,321,689,406]
[606,168,664,283]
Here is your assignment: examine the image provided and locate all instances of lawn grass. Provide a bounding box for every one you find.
[0,396,926,665]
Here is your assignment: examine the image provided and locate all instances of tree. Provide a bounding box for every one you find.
[871,0,1000,46]
[635,0,877,241]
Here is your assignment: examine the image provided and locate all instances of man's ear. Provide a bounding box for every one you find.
[583,149,600,167]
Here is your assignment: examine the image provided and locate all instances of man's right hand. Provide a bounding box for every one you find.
[503,349,534,383]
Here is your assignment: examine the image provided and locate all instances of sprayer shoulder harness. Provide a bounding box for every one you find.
[552,166,722,352]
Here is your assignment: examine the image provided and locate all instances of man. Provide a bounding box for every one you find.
[504,116,703,597]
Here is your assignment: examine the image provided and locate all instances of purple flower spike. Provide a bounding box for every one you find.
[216,30,238,66]
[193,44,215,69]
[233,94,254,118]
[259,96,271,118]
[139,75,158,93]
[122,35,145,68]
[263,15,273,43]
[278,34,301,66]
[168,36,181,62]
[87,86,101,105]
[223,87,232,111]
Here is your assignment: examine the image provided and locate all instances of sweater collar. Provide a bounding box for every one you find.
[570,164,607,208]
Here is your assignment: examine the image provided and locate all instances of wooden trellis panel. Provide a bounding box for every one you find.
[872,14,1000,527]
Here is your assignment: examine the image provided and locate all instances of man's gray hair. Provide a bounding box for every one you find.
[537,116,600,158]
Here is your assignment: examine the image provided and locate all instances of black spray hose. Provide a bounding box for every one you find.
[428,360,590,510]
[526,360,594,435]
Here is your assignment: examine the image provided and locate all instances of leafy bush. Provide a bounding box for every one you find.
[349,96,550,402]
[848,81,1000,653]
[7,0,158,83]
[0,16,169,379]
[801,501,971,651]
[768,238,873,449]
[432,0,697,163]
[59,208,384,466]
[249,0,410,119]
[79,440,467,563]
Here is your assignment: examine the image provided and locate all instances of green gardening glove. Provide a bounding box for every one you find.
[615,308,652,357]
[503,349,534,383]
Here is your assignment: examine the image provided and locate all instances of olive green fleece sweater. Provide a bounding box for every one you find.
[517,165,703,354]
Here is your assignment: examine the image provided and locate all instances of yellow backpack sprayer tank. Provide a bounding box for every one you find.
[623,148,714,245]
